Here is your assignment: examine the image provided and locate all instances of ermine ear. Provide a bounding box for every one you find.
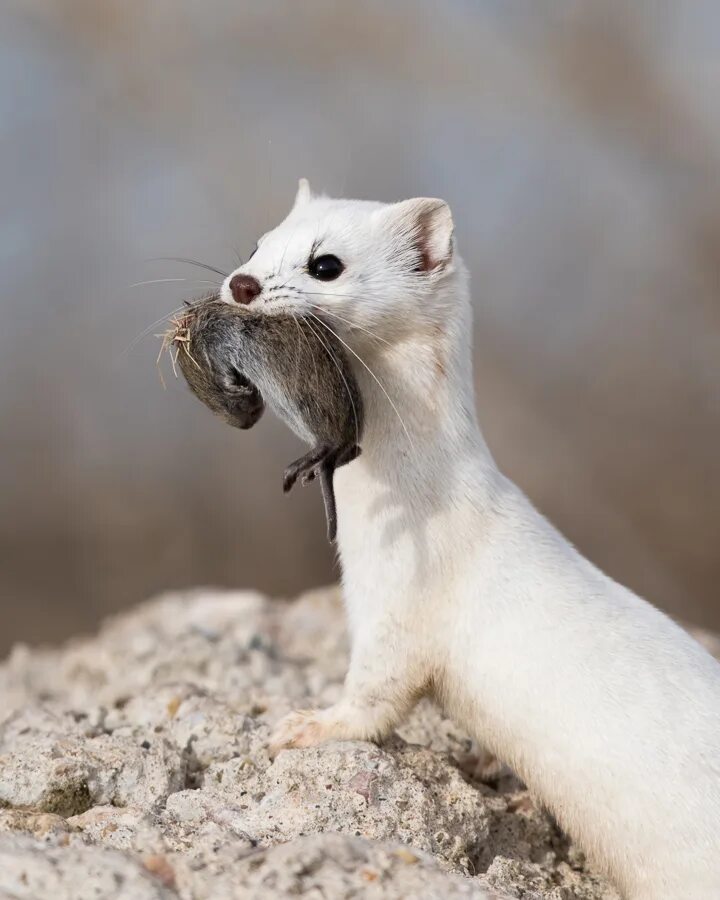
[382,198,454,273]
[293,177,313,209]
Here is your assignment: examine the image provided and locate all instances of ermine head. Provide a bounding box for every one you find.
[221,179,465,350]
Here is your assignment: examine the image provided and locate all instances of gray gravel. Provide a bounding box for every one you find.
[0,586,638,898]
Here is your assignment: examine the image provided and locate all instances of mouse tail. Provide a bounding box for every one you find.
[319,462,338,543]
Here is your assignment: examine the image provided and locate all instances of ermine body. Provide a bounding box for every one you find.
[172,298,363,540]
[219,180,720,899]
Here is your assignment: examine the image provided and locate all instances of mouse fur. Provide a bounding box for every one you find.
[172,297,363,541]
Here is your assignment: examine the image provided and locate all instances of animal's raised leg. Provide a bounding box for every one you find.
[269,625,422,757]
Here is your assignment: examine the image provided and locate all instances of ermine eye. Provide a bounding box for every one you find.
[308,254,344,281]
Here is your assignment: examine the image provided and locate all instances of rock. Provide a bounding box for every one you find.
[0,585,655,898]
[196,739,495,872]
[0,809,70,839]
[0,708,186,815]
[215,833,509,899]
[0,832,176,900]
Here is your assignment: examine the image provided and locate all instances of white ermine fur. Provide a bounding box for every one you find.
[222,180,720,899]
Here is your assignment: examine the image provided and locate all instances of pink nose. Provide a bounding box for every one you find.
[229,274,262,305]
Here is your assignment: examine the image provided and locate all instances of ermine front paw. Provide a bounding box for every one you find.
[268,709,330,758]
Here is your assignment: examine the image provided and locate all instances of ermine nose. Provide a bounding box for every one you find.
[229,273,262,305]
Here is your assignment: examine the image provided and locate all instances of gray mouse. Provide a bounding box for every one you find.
[169,296,363,541]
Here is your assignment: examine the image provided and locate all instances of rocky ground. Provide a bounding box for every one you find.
[2,586,711,900]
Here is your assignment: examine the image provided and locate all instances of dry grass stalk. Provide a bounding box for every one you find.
[156,311,200,388]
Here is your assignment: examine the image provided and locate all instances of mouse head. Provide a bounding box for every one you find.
[220,180,466,349]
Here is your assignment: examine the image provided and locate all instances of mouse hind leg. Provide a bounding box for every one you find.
[283,444,334,493]
[283,444,340,542]
[284,443,361,492]
[283,443,361,542]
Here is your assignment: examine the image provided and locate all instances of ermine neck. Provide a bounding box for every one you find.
[353,329,496,486]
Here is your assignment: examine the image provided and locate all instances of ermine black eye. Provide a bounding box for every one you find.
[308,254,344,281]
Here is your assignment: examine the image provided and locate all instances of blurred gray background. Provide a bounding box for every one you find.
[1,0,719,653]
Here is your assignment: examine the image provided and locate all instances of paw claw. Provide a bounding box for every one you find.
[268,709,327,759]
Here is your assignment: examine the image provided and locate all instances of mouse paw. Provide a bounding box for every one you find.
[301,468,318,486]
[268,709,330,758]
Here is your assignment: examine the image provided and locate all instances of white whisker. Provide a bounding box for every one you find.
[289,313,312,391]
[308,305,393,348]
[129,278,221,289]
[122,307,190,357]
[122,295,212,358]
[308,312,414,453]
[147,257,229,278]
[303,315,361,449]
[292,312,319,387]
[302,289,383,305]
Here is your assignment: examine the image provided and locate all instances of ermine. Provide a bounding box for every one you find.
[222,179,720,899]
[170,297,363,541]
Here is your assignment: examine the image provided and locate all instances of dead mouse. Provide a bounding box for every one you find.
[168,296,363,541]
